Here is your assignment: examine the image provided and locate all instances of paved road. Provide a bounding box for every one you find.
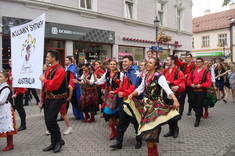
[1,98,235,156]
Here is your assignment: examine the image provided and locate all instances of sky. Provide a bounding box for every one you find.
[192,0,231,17]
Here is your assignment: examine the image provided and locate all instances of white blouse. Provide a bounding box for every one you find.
[135,75,173,99]
[95,72,124,85]
[80,72,95,85]
[0,82,10,105]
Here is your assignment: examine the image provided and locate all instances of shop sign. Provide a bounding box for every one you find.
[2,16,115,44]
[118,52,133,56]
[195,51,223,57]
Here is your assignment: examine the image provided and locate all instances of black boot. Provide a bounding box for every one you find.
[173,125,179,138]
[109,141,122,149]
[43,143,56,151]
[135,140,142,149]
[163,126,173,137]
[53,139,65,153]
[18,125,26,131]
[194,118,200,127]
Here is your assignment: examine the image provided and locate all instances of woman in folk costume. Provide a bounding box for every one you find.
[95,59,123,140]
[0,71,17,151]
[128,58,180,156]
[73,63,99,122]
[203,62,217,119]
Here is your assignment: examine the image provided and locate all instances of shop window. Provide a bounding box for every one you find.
[118,46,144,63]
[2,37,11,70]
[49,40,64,49]
[73,42,112,63]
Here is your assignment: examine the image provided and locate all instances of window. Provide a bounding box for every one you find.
[218,34,227,47]
[177,9,183,29]
[202,36,210,47]
[192,38,194,48]
[175,0,184,30]
[124,0,136,20]
[125,0,133,19]
[78,0,97,10]
[157,2,165,25]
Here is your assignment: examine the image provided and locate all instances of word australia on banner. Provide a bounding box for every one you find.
[10,13,46,89]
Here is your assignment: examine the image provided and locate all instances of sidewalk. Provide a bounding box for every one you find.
[0,99,235,156]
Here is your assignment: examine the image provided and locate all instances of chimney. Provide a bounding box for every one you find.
[230,2,235,9]
[204,9,211,15]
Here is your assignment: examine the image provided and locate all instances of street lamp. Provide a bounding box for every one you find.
[154,16,160,45]
[154,16,160,59]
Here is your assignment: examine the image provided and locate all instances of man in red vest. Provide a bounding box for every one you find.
[162,55,185,138]
[175,53,195,115]
[187,57,211,127]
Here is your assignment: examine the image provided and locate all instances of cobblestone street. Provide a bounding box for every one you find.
[1,99,235,156]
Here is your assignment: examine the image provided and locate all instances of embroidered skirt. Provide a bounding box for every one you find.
[0,103,18,137]
[79,88,99,112]
[123,98,180,142]
[103,90,120,115]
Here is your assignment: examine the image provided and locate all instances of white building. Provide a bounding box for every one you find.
[0,0,192,69]
[192,4,235,61]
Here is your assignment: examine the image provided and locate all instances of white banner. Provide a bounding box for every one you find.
[10,13,46,89]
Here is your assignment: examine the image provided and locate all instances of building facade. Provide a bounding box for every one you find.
[192,5,235,62]
[0,0,192,69]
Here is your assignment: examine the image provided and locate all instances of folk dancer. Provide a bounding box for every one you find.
[187,57,211,127]
[95,59,123,140]
[109,55,142,150]
[161,55,185,138]
[128,58,180,156]
[39,50,67,153]
[0,71,17,151]
[175,54,195,115]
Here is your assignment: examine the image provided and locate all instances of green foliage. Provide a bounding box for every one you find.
[223,0,233,6]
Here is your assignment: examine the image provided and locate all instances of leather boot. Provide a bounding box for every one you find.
[153,144,159,156]
[88,113,95,122]
[147,146,154,156]
[2,135,14,151]
[173,122,179,138]
[194,118,200,127]
[163,126,173,137]
[18,125,26,131]
[109,124,117,140]
[109,141,122,149]
[83,112,90,122]
[135,140,142,149]
[53,139,65,153]
[203,107,209,119]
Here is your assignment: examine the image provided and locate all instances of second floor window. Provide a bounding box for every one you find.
[80,0,93,10]
[202,36,210,47]
[157,3,165,25]
[177,9,183,30]
[125,0,134,19]
[218,34,227,47]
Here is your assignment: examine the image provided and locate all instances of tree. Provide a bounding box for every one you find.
[223,0,234,6]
